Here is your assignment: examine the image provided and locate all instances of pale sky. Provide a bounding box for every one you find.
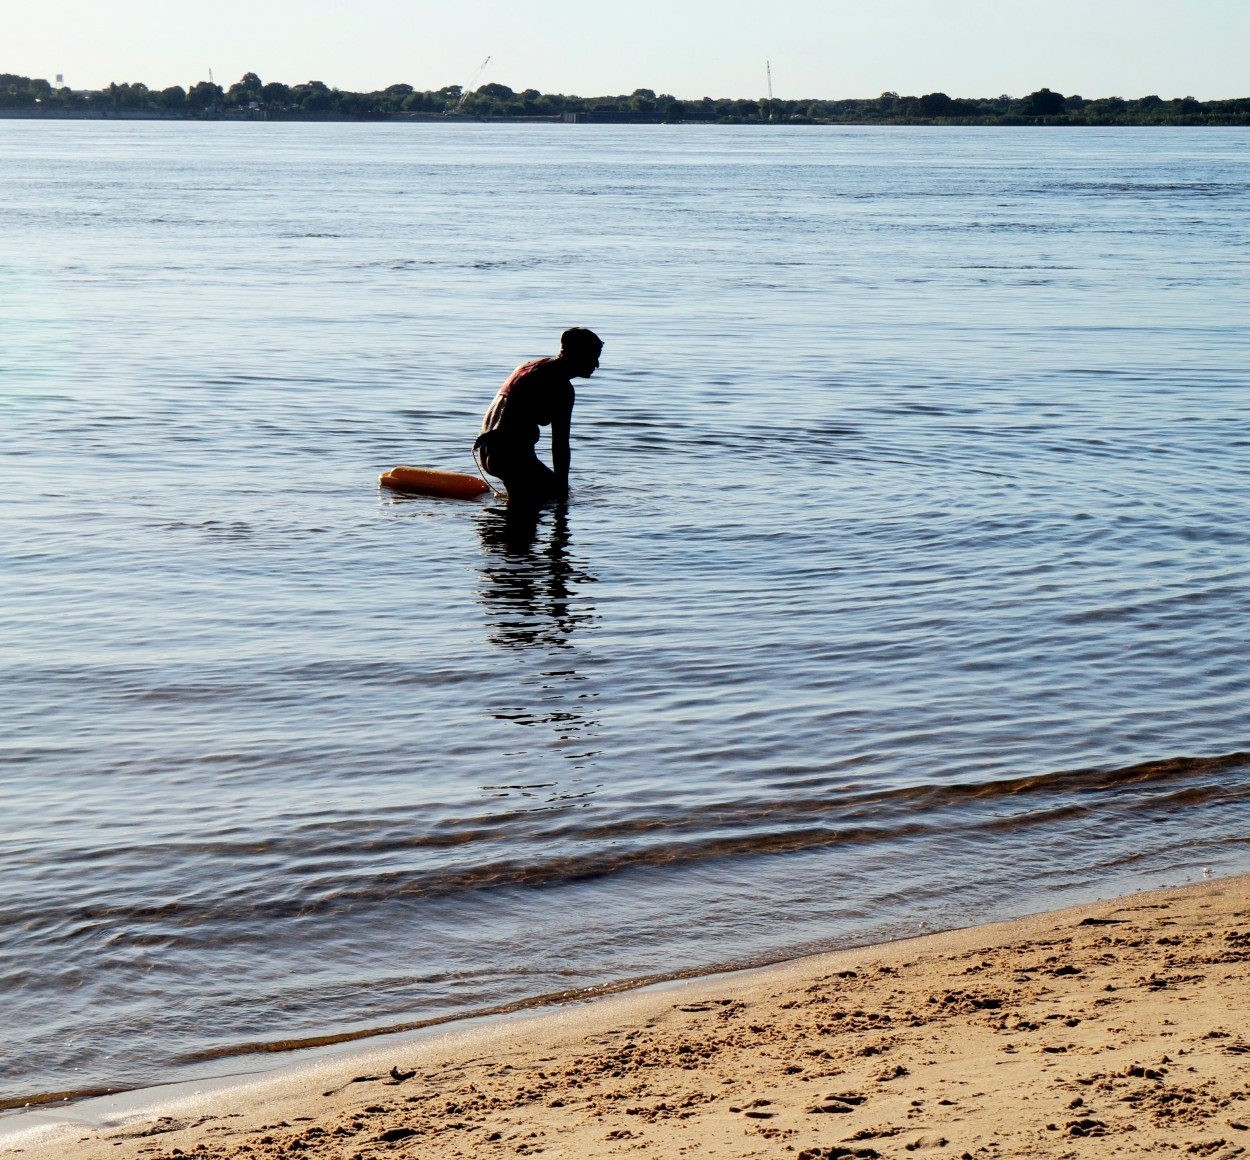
[8,0,1249,100]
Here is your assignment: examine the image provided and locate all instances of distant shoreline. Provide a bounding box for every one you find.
[4,109,1249,127]
[4,73,1248,126]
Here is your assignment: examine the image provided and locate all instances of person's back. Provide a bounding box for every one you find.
[480,357,571,451]
[475,328,602,506]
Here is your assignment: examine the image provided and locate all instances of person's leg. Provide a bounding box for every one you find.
[490,452,559,507]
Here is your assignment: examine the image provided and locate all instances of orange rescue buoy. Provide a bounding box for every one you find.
[379,465,493,500]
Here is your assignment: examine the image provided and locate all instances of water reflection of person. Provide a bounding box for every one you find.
[475,503,594,651]
[477,503,603,783]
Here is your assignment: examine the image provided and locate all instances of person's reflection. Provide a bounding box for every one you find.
[475,502,595,650]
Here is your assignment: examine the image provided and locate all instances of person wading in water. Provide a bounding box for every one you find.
[474,328,603,506]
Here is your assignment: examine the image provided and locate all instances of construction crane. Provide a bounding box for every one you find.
[454,55,492,114]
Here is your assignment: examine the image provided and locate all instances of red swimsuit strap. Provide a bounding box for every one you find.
[497,357,552,398]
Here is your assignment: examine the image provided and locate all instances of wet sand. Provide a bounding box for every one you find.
[8,875,1250,1159]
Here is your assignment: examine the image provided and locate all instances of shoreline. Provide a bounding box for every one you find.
[7,874,1250,1158]
[3,111,1247,125]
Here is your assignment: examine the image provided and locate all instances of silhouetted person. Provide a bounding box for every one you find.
[474,328,603,507]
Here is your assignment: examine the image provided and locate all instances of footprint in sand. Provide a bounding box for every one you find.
[796,1146,881,1159]
[729,1098,777,1118]
[808,1093,866,1115]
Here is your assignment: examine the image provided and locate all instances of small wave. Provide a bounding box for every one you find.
[14,752,1235,1079]
[0,1084,117,1113]
[10,751,1245,939]
[1029,182,1246,198]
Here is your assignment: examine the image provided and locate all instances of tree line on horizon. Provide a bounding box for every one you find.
[3,71,1249,125]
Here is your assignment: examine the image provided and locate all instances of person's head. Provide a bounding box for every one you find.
[559,327,603,378]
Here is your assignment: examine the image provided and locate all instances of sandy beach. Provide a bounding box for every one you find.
[6,875,1250,1159]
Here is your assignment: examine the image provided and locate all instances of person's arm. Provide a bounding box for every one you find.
[551,387,574,498]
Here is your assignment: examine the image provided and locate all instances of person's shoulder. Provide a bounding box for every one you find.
[525,357,575,387]
[515,357,563,381]
[510,357,546,378]
[500,358,546,393]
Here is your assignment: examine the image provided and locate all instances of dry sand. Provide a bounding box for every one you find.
[8,876,1250,1159]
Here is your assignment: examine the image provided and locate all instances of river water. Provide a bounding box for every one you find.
[2,121,1249,1110]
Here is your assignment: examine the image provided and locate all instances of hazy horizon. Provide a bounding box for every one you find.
[8,0,1250,102]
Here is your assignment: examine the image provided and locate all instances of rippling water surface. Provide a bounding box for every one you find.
[2,122,1249,1109]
